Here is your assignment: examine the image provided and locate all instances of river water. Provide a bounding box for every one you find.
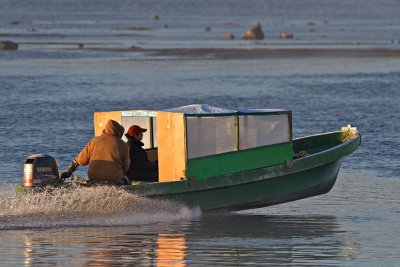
[1,0,400,266]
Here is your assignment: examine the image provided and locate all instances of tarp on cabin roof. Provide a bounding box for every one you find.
[164,104,289,115]
[164,104,236,114]
[237,108,290,113]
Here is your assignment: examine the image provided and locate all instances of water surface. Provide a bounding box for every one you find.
[1,0,400,266]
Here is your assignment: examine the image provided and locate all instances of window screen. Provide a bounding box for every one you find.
[152,118,158,148]
[187,116,235,159]
[239,115,290,150]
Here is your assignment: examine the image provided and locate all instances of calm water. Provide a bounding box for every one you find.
[1,0,400,266]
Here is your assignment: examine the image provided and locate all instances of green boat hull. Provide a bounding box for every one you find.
[124,131,361,211]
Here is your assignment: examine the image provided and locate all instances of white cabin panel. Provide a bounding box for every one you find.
[239,115,290,149]
[187,116,235,159]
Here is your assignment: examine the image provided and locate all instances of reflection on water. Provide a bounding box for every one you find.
[23,234,33,266]
[185,214,354,266]
[157,234,186,267]
[3,172,398,265]
[4,213,356,266]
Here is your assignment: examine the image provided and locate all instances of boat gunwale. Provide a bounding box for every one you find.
[292,130,345,142]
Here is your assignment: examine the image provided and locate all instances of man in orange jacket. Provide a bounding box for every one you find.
[60,119,130,185]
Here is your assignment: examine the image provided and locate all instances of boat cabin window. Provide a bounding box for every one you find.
[186,116,235,159]
[185,113,291,159]
[94,106,292,182]
[121,115,157,149]
[239,115,290,150]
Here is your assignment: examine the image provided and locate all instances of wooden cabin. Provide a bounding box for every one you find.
[94,104,292,183]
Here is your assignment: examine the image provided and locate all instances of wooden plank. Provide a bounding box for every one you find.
[93,111,122,136]
[157,112,186,182]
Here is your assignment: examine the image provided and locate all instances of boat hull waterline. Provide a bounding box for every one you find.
[124,131,360,211]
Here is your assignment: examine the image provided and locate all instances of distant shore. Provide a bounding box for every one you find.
[8,41,400,59]
[91,46,400,60]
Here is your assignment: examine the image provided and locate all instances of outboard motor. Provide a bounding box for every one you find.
[23,154,60,188]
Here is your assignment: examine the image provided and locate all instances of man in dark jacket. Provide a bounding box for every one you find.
[125,125,158,182]
[60,119,130,185]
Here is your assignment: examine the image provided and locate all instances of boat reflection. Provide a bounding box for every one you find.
[182,213,358,265]
[157,234,186,267]
[22,234,33,266]
[15,213,358,266]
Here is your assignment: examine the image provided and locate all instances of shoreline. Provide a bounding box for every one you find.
[92,46,400,59]
[7,41,400,59]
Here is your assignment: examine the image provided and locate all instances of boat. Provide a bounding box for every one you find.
[19,104,360,211]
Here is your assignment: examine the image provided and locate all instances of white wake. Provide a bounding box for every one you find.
[0,186,201,230]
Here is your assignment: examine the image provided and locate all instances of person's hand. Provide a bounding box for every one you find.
[59,160,79,181]
[60,171,72,181]
[123,175,130,185]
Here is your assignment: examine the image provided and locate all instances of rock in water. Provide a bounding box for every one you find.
[224,33,235,40]
[279,32,294,39]
[0,40,19,50]
[241,23,265,40]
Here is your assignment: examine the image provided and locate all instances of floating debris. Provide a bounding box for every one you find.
[129,26,149,31]
[10,20,24,25]
[0,40,19,50]
[280,32,294,39]
[151,14,160,21]
[224,33,235,40]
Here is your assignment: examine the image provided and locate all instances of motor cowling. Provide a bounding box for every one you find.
[23,154,60,188]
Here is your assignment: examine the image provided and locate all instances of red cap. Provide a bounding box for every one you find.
[126,125,147,137]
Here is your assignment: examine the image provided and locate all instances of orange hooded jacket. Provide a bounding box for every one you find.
[75,119,130,184]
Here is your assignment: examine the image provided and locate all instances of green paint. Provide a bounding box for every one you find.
[187,142,293,180]
[292,132,343,154]
[123,132,360,211]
